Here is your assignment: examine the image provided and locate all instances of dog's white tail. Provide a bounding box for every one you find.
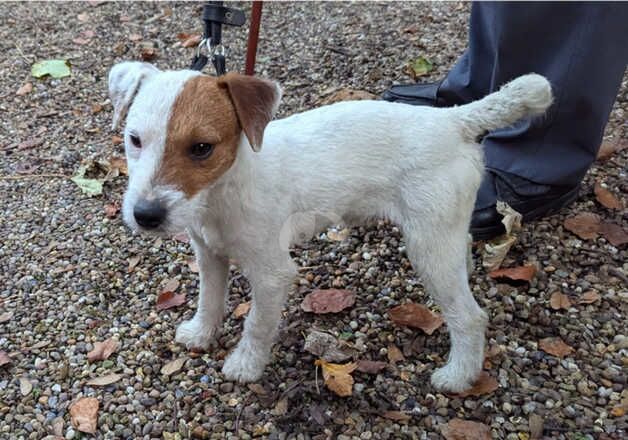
[452,74,553,141]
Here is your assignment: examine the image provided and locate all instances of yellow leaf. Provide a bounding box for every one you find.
[315,359,357,397]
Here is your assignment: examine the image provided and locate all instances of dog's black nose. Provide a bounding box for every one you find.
[134,199,166,229]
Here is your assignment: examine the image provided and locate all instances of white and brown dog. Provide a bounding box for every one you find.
[108,62,552,392]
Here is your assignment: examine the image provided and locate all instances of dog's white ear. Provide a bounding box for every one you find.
[218,72,281,152]
[108,62,160,130]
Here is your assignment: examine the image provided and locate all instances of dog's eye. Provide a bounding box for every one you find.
[190,143,214,160]
[129,134,142,149]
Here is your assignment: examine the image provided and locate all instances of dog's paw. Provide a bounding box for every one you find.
[430,363,478,393]
[222,341,269,383]
[175,318,220,351]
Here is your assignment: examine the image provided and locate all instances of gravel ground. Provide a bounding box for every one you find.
[0,2,626,439]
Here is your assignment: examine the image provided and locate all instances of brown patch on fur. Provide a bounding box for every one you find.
[217,72,279,151]
[158,75,241,198]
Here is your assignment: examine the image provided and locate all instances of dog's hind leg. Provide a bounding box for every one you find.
[404,223,488,393]
[175,235,229,350]
[222,252,297,383]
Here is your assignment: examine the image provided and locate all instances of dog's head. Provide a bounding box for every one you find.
[108,62,281,234]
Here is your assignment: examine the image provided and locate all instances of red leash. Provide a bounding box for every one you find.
[245,1,263,76]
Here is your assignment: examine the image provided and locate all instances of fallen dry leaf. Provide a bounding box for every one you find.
[454,371,499,397]
[161,357,186,376]
[563,212,601,240]
[381,410,411,422]
[104,202,120,219]
[539,337,574,358]
[233,301,251,318]
[70,397,99,434]
[489,265,536,283]
[599,222,628,247]
[140,46,157,61]
[610,405,626,417]
[315,359,357,397]
[549,291,572,310]
[127,256,140,272]
[356,360,388,374]
[597,139,626,161]
[16,82,33,96]
[271,398,288,416]
[594,181,622,209]
[529,413,544,440]
[247,383,267,395]
[387,344,405,364]
[156,291,186,311]
[442,418,492,440]
[182,34,202,48]
[108,156,128,176]
[320,88,377,105]
[87,338,119,362]
[86,373,122,386]
[173,231,190,243]
[579,290,601,304]
[111,135,123,145]
[161,278,180,294]
[301,289,356,314]
[0,312,12,323]
[0,351,11,367]
[304,330,357,362]
[388,302,444,335]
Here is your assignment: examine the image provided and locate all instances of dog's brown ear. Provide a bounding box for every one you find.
[218,72,281,152]
[108,62,159,130]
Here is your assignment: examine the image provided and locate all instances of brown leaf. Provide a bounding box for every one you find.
[161,357,186,375]
[271,398,288,416]
[111,135,123,145]
[173,232,190,243]
[91,103,103,114]
[0,312,12,323]
[127,256,140,272]
[233,301,251,318]
[579,290,601,304]
[16,82,33,96]
[549,291,572,310]
[315,359,357,397]
[388,302,444,334]
[442,418,492,440]
[454,371,499,397]
[529,413,544,440]
[0,351,11,367]
[247,383,267,395]
[563,212,601,240]
[161,278,180,294]
[539,337,574,358]
[104,202,120,219]
[599,222,628,247]
[594,181,622,209]
[156,291,186,311]
[304,330,357,362]
[610,405,626,417]
[320,88,377,105]
[87,338,119,362]
[86,373,122,386]
[176,32,195,41]
[140,46,157,61]
[182,35,202,48]
[597,139,626,161]
[381,410,411,422]
[70,397,99,434]
[301,289,356,314]
[356,360,388,374]
[108,156,128,175]
[489,265,536,283]
[387,344,405,364]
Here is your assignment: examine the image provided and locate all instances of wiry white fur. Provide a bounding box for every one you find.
[110,64,552,392]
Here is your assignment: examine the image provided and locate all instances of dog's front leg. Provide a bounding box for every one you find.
[222,254,296,382]
[175,236,229,351]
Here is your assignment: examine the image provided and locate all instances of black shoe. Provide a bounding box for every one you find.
[471,170,580,241]
[382,81,448,107]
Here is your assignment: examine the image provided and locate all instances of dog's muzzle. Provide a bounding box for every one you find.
[133,198,167,229]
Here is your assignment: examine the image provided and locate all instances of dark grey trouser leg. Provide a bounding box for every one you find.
[439,2,628,208]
